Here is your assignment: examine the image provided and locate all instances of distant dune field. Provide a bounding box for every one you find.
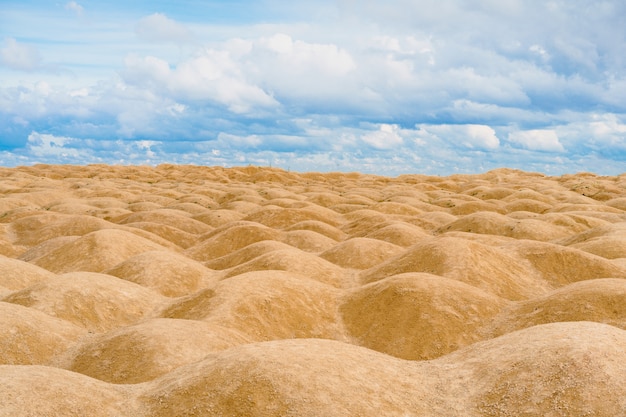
[1,164,626,416]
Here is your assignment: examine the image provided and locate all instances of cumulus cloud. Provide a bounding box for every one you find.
[418,124,500,150]
[121,50,278,113]
[135,13,194,43]
[508,129,565,152]
[555,113,626,157]
[0,38,41,71]
[258,33,355,77]
[360,124,404,150]
[247,33,359,108]
[26,132,81,158]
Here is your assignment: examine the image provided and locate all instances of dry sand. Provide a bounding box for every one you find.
[1,164,626,416]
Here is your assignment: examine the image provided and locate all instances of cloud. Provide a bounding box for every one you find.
[248,33,358,109]
[0,38,41,71]
[65,1,84,16]
[1,1,626,176]
[418,124,500,150]
[121,51,278,113]
[555,113,626,157]
[360,124,404,150]
[508,129,565,152]
[26,132,82,158]
[135,13,194,43]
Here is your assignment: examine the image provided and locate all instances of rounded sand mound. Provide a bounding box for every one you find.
[186,221,280,261]
[488,278,626,336]
[0,302,85,365]
[163,271,343,342]
[361,236,550,300]
[1,165,625,416]
[341,273,507,360]
[4,272,165,332]
[104,250,216,297]
[138,338,440,417]
[446,322,626,416]
[223,248,351,287]
[320,237,404,269]
[55,318,251,383]
[30,229,168,274]
[0,255,56,292]
[507,240,626,286]
[0,365,137,417]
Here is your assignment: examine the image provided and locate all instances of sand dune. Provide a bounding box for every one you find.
[1,164,625,416]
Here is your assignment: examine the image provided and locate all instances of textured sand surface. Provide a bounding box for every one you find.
[1,164,626,416]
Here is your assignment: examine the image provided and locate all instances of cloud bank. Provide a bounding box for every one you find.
[0,0,624,175]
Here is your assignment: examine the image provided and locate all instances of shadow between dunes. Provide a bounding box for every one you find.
[1,165,625,416]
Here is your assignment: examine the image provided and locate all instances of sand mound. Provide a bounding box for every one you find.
[186,221,280,261]
[9,213,114,246]
[243,206,342,229]
[121,221,199,248]
[444,322,626,416]
[0,365,136,417]
[2,165,626,416]
[362,221,430,246]
[223,248,350,287]
[138,338,439,417]
[139,322,626,417]
[162,271,342,342]
[0,302,85,365]
[320,237,404,269]
[204,240,293,270]
[3,272,164,332]
[30,229,168,273]
[55,319,250,383]
[571,235,626,259]
[284,219,347,241]
[508,240,626,286]
[105,250,216,297]
[192,209,244,227]
[436,211,572,241]
[117,209,213,235]
[361,236,550,300]
[340,273,507,360]
[0,255,56,292]
[280,229,337,252]
[488,278,626,336]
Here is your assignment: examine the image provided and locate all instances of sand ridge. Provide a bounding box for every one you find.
[1,164,625,416]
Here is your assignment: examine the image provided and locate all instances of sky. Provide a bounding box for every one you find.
[0,0,625,176]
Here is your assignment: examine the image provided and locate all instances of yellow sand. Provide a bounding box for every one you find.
[1,164,625,416]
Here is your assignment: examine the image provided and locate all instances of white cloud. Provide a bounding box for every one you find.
[360,124,404,150]
[135,13,194,43]
[121,49,278,113]
[259,33,355,76]
[122,55,171,86]
[26,132,81,158]
[508,129,565,152]
[65,1,84,16]
[0,38,41,71]
[587,113,626,138]
[418,124,500,150]
[249,33,358,103]
[555,113,626,153]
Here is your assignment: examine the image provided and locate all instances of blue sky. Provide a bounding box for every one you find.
[1,0,625,175]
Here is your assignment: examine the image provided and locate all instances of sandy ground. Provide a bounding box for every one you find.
[1,164,626,416]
